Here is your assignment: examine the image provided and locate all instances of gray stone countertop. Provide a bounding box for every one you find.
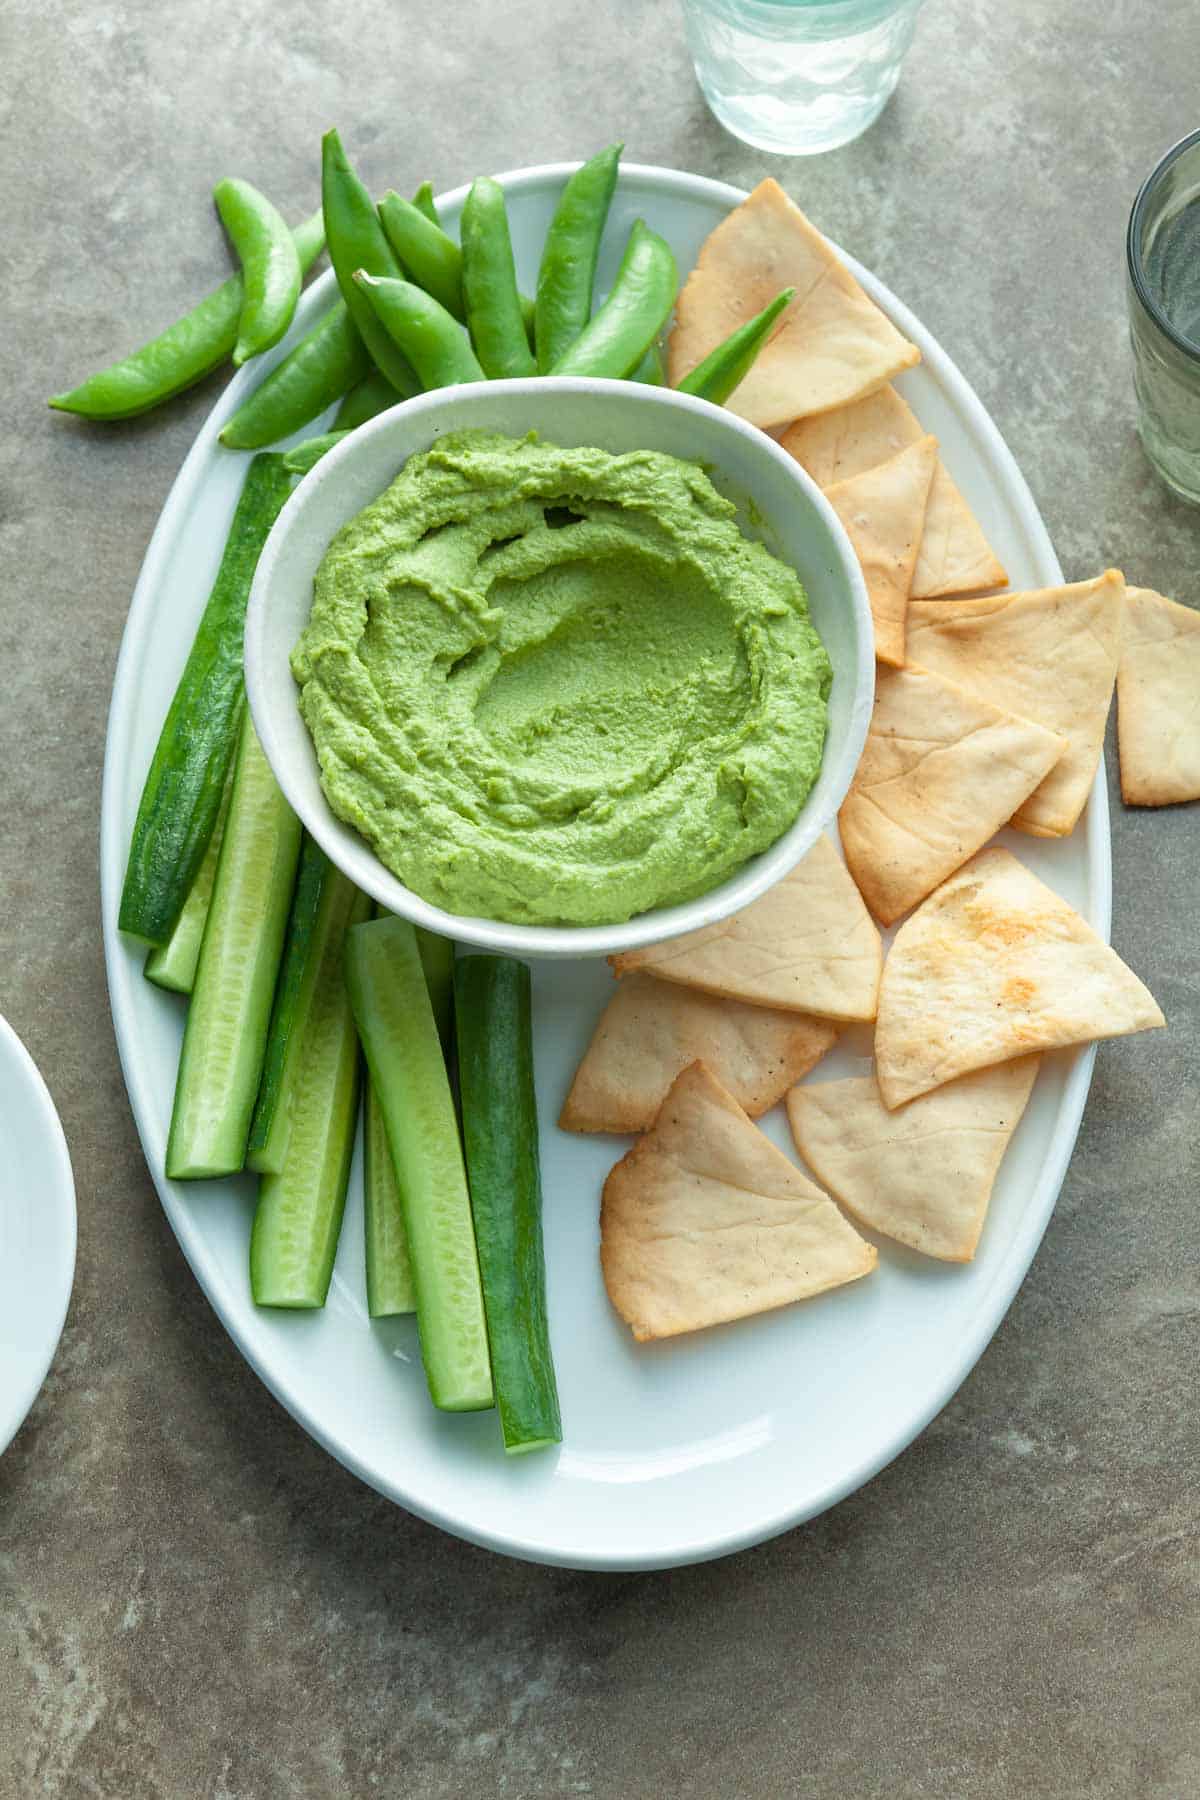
[2,2,1197,1794]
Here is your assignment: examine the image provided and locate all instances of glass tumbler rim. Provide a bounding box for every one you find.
[1127,125,1200,368]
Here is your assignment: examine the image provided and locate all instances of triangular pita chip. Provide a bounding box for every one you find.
[824,436,938,666]
[611,833,882,1021]
[561,972,835,1134]
[838,662,1067,924]
[1117,585,1200,806]
[667,178,919,430]
[601,1062,876,1340]
[875,848,1165,1109]
[787,1058,1040,1262]
[906,570,1125,836]
[780,385,1008,599]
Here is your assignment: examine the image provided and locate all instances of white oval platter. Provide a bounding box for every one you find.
[101,163,1107,1570]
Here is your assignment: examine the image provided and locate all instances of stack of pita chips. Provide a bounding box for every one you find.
[566,836,884,1339]
[577,181,1179,1340]
[670,177,992,666]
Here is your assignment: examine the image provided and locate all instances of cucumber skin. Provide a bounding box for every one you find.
[363,1080,417,1316]
[119,453,293,946]
[246,836,348,1176]
[454,956,561,1454]
[143,766,232,994]
[250,888,373,1308]
[165,711,303,1180]
[345,916,493,1413]
[415,926,455,1055]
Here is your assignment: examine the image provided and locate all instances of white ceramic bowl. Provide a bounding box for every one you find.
[245,377,872,959]
[0,1013,76,1456]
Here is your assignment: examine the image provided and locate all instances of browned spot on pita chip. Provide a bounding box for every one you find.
[601,1061,876,1341]
[838,662,1067,924]
[780,385,1007,600]
[824,436,938,666]
[787,1058,1040,1262]
[906,570,1125,837]
[875,848,1164,1109]
[560,972,835,1134]
[668,178,919,430]
[1117,585,1200,806]
[611,834,882,1021]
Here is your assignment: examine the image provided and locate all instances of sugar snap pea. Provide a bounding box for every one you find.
[411,182,441,227]
[322,129,419,397]
[534,143,622,373]
[631,341,665,384]
[49,211,324,420]
[354,273,485,389]
[282,431,347,474]
[219,300,369,449]
[214,177,302,366]
[379,188,538,348]
[378,190,465,318]
[332,368,396,430]
[461,178,537,379]
[677,286,796,406]
[549,219,677,380]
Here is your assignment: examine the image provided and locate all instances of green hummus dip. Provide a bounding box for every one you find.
[291,430,831,926]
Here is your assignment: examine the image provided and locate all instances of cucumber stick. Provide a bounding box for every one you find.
[247,839,360,1175]
[143,764,232,994]
[363,1082,416,1316]
[415,926,455,1054]
[251,887,373,1307]
[120,453,293,945]
[362,917,452,1317]
[165,710,303,1180]
[454,956,561,1454]
[345,917,493,1412]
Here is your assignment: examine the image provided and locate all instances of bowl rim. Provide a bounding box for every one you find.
[244,374,873,958]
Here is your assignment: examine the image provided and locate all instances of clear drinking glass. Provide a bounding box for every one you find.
[1127,128,1200,504]
[681,0,926,157]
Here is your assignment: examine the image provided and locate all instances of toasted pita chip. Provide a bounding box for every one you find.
[667,178,919,430]
[601,1061,876,1340]
[875,848,1165,1109]
[787,1058,1039,1262]
[1117,586,1200,806]
[824,436,938,666]
[779,386,1008,600]
[906,570,1125,836]
[611,834,882,1021]
[838,663,1067,925]
[561,972,835,1134]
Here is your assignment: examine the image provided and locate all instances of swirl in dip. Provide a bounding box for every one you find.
[291,430,831,926]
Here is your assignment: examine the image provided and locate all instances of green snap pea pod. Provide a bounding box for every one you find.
[379,189,538,345]
[411,182,441,227]
[282,431,348,475]
[549,219,678,380]
[631,341,665,384]
[332,368,396,430]
[460,178,537,379]
[219,300,368,449]
[49,211,324,420]
[677,286,796,407]
[119,454,293,944]
[378,191,465,319]
[214,177,302,366]
[322,129,419,397]
[354,273,485,389]
[534,143,622,373]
